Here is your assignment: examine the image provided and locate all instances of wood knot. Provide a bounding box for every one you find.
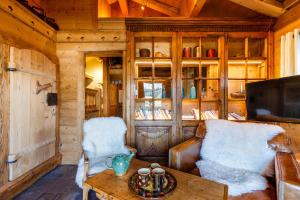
[80,36,84,40]
[8,5,13,12]
[113,36,120,41]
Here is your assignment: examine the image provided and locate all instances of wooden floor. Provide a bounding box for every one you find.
[14,165,97,200]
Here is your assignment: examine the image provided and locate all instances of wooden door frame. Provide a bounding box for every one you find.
[84,50,126,119]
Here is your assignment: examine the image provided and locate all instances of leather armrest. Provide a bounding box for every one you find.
[275,152,300,200]
[168,137,202,172]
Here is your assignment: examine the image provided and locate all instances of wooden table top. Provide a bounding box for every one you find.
[84,158,228,200]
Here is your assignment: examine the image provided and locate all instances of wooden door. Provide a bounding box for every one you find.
[8,47,57,181]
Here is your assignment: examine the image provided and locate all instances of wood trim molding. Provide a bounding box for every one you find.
[0,154,62,200]
[126,17,275,32]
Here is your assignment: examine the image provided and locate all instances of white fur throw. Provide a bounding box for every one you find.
[196,160,268,196]
[200,119,284,176]
[75,117,130,188]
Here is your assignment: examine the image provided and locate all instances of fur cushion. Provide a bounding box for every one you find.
[82,117,129,158]
[196,160,268,196]
[200,120,284,177]
[75,117,130,188]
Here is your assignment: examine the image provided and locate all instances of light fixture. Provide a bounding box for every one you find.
[141,0,147,11]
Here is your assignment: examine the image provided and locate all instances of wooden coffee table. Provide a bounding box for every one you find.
[83,158,228,200]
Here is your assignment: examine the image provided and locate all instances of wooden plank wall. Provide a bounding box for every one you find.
[0,0,60,197]
[44,0,98,30]
[56,19,126,164]
[0,0,57,63]
[0,44,9,188]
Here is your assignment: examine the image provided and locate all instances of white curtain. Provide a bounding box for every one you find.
[280,29,300,77]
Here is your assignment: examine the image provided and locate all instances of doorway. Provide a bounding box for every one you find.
[85,51,124,119]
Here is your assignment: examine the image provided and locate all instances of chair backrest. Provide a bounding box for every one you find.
[200,119,285,176]
[82,117,129,158]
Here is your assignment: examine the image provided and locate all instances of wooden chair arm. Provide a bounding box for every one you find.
[168,137,202,172]
[83,152,89,182]
[275,152,300,200]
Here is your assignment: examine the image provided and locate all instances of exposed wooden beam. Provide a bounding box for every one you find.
[274,2,300,30]
[228,0,286,17]
[180,0,207,17]
[131,0,179,16]
[107,0,118,4]
[118,0,128,16]
[283,0,299,9]
[98,0,111,17]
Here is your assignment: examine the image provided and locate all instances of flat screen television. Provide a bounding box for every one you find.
[246,75,300,123]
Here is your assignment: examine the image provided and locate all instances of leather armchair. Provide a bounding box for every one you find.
[169,137,300,200]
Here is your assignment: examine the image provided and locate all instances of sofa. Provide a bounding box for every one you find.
[169,123,300,200]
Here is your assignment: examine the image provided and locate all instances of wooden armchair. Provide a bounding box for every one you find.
[77,117,137,187]
[169,136,300,200]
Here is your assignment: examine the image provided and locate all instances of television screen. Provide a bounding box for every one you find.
[246,75,300,122]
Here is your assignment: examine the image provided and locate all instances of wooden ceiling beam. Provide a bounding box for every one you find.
[131,0,179,16]
[228,0,286,17]
[118,0,128,16]
[180,0,207,17]
[274,1,300,30]
[107,0,118,4]
[283,0,299,9]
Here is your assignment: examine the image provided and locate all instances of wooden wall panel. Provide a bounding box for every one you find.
[0,0,59,192]
[57,50,84,164]
[0,45,9,187]
[56,26,126,164]
[0,0,57,63]
[44,0,98,30]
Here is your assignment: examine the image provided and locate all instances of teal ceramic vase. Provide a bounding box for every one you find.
[107,152,135,176]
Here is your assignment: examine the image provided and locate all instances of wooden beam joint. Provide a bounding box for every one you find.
[131,0,179,17]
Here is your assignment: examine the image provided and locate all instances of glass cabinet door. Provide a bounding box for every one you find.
[134,36,173,121]
[227,36,267,120]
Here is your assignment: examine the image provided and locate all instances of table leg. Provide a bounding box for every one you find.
[83,185,90,200]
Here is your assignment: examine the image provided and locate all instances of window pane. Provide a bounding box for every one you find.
[135,101,153,120]
[182,79,199,99]
[182,99,199,120]
[228,80,246,100]
[154,100,172,120]
[153,80,172,99]
[201,102,219,120]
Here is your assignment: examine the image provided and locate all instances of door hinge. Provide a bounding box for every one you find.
[6,154,18,164]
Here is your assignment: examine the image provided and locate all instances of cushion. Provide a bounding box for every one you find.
[196,160,268,196]
[82,117,130,158]
[76,117,130,188]
[200,120,284,177]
